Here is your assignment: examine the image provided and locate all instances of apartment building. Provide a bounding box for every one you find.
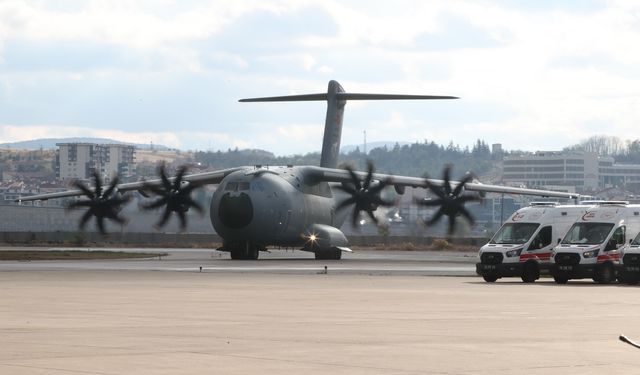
[56,143,135,182]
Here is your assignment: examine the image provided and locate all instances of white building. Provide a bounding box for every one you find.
[502,151,640,193]
[56,143,135,182]
[56,143,96,181]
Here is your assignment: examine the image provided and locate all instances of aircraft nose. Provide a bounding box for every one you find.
[218,192,254,229]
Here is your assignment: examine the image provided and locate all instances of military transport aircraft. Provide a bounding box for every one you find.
[16,80,580,260]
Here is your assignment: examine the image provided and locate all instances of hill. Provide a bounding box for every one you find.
[0,137,171,151]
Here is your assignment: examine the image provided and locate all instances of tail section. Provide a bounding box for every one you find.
[320,80,346,169]
[239,80,457,169]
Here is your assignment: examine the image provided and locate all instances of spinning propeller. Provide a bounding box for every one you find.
[335,161,394,228]
[416,165,480,235]
[141,164,203,230]
[67,171,130,235]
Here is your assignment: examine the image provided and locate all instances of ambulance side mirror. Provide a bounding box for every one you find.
[557,238,561,244]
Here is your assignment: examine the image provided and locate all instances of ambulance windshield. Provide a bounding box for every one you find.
[631,232,640,246]
[561,222,614,245]
[490,223,540,244]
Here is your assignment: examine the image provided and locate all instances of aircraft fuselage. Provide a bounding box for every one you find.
[210,166,347,249]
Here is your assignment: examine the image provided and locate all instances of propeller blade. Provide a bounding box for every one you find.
[142,164,202,229]
[452,173,474,197]
[67,173,129,234]
[443,165,452,196]
[335,161,395,229]
[419,166,481,235]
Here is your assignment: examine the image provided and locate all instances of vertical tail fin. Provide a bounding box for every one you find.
[239,80,457,169]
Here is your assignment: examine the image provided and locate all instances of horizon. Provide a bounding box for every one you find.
[0,135,632,158]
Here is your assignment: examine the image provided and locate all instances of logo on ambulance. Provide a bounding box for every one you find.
[581,211,596,221]
[512,213,526,221]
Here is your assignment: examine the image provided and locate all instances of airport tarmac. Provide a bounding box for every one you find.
[0,248,478,275]
[2,248,640,374]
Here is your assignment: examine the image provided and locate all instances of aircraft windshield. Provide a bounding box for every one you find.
[489,223,540,244]
[561,222,615,245]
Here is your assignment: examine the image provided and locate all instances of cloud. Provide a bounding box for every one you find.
[0,124,182,148]
[1,0,640,157]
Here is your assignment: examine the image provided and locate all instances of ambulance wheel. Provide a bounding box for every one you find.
[521,262,539,283]
[596,263,614,284]
[482,275,498,282]
[553,275,569,284]
[617,272,626,284]
[618,274,638,285]
[623,273,640,285]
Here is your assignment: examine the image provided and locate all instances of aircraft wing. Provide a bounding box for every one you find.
[15,167,245,202]
[303,166,581,199]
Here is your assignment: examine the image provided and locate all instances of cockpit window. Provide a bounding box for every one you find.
[225,181,250,192]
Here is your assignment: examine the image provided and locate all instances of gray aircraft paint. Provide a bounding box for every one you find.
[320,80,346,169]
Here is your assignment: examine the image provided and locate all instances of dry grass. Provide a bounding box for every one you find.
[352,240,479,252]
[0,250,167,261]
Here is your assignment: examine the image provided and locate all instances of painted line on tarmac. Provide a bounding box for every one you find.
[167,266,475,272]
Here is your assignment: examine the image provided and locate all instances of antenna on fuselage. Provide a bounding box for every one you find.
[239,80,458,169]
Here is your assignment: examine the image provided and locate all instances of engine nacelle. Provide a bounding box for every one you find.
[304,223,348,250]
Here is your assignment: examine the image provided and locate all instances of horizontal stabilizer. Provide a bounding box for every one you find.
[239,93,458,102]
[239,93,327,102]
[336,93,458,100]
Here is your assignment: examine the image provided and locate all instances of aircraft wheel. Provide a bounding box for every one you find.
[229,249,243,260]
[331,249,342,260]
[314,250,327,260]
[246,245,260,260]
[314,248,342,260]
[521,262,539,283]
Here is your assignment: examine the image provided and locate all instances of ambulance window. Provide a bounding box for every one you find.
[613,226,625,245]
[528,226,552,250]
[490,223,539,244]
[632,231,640,246]
[562,222,614,245]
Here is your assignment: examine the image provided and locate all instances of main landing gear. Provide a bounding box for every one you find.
[226,242,263,260]
[314,248,342,260]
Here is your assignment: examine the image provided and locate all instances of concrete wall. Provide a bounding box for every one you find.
[0,204,215,233]
[0,205,490,247]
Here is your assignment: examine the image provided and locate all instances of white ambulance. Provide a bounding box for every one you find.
[476,202,592,283]
[550,202,640,284]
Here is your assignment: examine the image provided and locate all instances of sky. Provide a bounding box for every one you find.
[1,0,640,155]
